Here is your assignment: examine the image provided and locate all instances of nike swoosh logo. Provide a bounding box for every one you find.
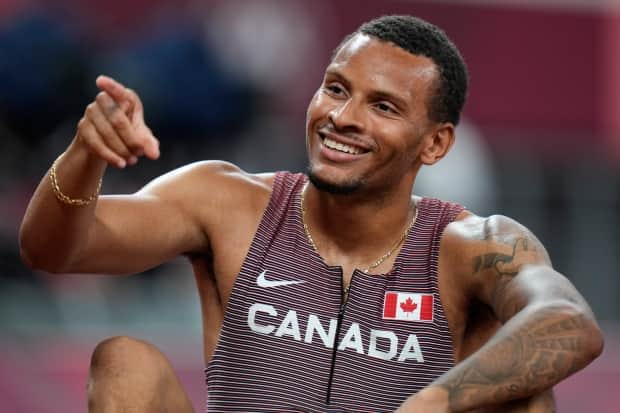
[256,270,304,288]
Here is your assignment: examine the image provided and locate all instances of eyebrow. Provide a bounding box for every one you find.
[368,90,410,112]
[324,68,411,112]
[324,69,351,89]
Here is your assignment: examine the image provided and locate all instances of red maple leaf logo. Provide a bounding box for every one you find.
[400,297,417,313]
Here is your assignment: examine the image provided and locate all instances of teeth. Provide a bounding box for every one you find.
[323,137,362,155]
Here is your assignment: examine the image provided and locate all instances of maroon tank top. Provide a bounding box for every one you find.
[206,172,465,412]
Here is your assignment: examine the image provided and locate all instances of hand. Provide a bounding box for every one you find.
[395,386,451,413]
[75,75,160,168]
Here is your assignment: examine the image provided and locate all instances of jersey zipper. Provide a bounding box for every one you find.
[325,270,354,405]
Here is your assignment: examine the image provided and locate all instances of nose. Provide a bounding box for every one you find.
[328,98,365,133]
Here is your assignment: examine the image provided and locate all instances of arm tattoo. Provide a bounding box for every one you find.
[473,237,534,278]
[439,219,598,411]
[472,236,544,320]
[439,309,588,410]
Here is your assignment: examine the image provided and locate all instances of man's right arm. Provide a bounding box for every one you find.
[19,76,233,275]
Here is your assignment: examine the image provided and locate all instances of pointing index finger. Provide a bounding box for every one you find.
[96,75,133,109]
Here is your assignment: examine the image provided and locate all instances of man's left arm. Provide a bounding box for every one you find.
[397,214,604,412]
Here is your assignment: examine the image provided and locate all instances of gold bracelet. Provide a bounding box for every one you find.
[49,153,102,206]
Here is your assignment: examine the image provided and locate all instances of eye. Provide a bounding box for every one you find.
[324,83,346,97]
[375,102,398,114]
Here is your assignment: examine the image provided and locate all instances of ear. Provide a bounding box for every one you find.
[419,123,455,166]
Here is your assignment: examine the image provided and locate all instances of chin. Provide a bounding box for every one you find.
[306,165,362,195]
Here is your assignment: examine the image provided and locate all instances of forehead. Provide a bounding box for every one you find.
[328,34,438,103]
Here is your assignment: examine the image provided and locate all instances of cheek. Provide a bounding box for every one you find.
[306,92,324,149]
[375,124,424,164]
[306,92,321,128]
[306,91,332,131]
[378,123,417,149]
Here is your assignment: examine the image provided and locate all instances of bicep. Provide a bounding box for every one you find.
[66,160,265,276]
[70,192,206,274]
[66,162,233,275]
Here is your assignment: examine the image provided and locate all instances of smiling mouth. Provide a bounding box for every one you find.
[319,133,369,155]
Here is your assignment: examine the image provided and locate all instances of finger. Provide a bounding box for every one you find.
[87,100,134,161]
[141,128,160,160]
[77,118,127,168]
[95,92,144,157]
[118,99,134,119]
[122,88,156,158]
[96,75,134,111]
[124,87,143,118]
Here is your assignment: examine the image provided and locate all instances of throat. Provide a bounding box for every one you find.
[300,182,419,279]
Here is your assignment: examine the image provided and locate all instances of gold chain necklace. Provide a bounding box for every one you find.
[300,183,418,274]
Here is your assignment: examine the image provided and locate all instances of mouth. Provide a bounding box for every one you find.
[318,131,371,156]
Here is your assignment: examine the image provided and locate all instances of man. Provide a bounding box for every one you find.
[19,15,602,413]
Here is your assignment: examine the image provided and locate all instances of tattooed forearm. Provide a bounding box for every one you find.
[428,215,602,412]
[436,308,598,411]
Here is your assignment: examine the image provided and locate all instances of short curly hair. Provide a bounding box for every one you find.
[337,15,468,125]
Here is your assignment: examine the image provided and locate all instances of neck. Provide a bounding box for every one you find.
[301,179,417,267]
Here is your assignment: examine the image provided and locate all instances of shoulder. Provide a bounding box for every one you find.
[439,211,552,296]
[136,161,277,232]
[138,160,275,205]
[442,212,550,261]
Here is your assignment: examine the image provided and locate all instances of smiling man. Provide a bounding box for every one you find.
[19,15,602,413]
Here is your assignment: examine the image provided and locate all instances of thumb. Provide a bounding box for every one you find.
[142,134,160,160]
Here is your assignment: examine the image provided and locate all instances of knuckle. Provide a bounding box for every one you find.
[114,150,128,159]
[102,136,129,157]
[81,132,95,145]
[125,137,141,149]
[121,133,137,146]
[125,88,139,102]
[82,120,96,135]
[126,89,141,105]
[109,113,125,129]
[95,92,108,104]
[126,140,143,154]
[115,142,130,155]
[101,122,116,137]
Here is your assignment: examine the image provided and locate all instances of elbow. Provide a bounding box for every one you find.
[583,316,604,363]
[18,228,39,271]
[19,243,36,271]
[564,303,605,364]
[542,301,605,365]
[19,239,51,273]
[577,315,604,372]
[19,246,70,274]
[18,230,71,274]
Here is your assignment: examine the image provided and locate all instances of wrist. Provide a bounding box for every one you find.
[49,139,108,206]
[67,135,108,169]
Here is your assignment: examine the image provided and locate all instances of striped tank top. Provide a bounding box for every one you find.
[206,172,465,412]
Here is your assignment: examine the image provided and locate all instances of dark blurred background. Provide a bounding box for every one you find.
[0,0,618,411]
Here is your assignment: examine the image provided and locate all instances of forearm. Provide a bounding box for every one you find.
[19,139,107,272]
[431,303,602,412]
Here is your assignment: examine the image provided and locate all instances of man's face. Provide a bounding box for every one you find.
[305,33,439,195]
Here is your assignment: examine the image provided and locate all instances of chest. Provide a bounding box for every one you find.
[206,245,456,412]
